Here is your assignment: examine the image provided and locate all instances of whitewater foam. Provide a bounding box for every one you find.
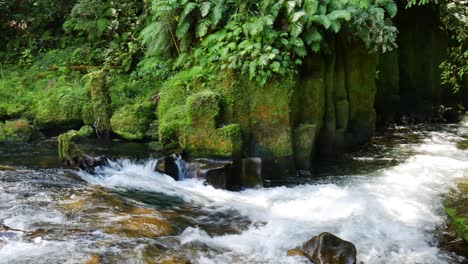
[76,121,468,263]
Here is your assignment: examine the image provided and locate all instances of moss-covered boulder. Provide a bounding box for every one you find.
[111,102,154,140]
[0,119,34,142]
[185,91,242,158]
[58,130,84,165]
[87,69,112,138]
[34,86,86,132]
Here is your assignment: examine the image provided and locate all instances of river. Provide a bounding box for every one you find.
[0,117,467,264]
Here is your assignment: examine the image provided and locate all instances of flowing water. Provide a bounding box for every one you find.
[0,117,467,264]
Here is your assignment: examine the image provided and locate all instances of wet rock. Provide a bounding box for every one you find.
[156,156,180,180]
[0,119,33,142]
[287,232,357,264]
[175,158,234,189]
[441,105,465,123]
[157,254,191,264]
[105,216,172,238]
[241,158,262,187]
[58,129,106,169]
[197,159,233,189]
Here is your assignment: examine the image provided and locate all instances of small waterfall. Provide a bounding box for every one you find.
[173,154,186,181]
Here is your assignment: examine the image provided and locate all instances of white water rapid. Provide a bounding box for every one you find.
[75,117,468,264]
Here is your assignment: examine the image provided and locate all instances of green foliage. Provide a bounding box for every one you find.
[63,0,146,71]
[35,85,87,130]
[0,119,34,142]
[141,0,399,85]
[438,0,468,93]
[0,0,76,59]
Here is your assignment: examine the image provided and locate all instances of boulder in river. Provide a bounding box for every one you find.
[287,232,357,264]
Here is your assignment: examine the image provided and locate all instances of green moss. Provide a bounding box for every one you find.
[58,130,84,162]
[87,69,112,138]
[81,103,95,126]
[249,76,295,158]
[159,105,187,146]
[77,125,94,138]
[111,102,155,140]
[0,119,34,142]
[146,120,159,141]
[446,207,468,242]
[34,85,86,131]
[186,90,220,127]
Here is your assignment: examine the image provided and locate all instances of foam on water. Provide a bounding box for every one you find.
[75,119,468,263]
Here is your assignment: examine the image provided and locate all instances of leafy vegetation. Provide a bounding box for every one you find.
[438,0,467,93]
[141,0,399,84]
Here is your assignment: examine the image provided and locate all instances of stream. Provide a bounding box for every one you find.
[0,117,467,264]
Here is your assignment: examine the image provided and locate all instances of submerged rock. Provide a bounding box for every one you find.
[105,216,172,238]
[0,165,16,171]
[287,232,357,264]
[0,119,33,142]
[157,254,191,264]
[84,255,100,264]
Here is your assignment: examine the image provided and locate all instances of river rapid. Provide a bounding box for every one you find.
[0,117,467,264]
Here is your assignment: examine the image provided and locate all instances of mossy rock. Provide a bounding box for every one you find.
[0,119,34,142]
[185,91,242,158]
[34,86,86,132]
[446,207,468,242]
[77,125,94,138]
[111,102,154,140]
[58,130,86,162]
[87,69,112,138]
[159,105,187,147]
[294,123,318,170]
[81,103,95,126]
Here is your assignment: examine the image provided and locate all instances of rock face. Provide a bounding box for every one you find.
[288,232,357,264]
